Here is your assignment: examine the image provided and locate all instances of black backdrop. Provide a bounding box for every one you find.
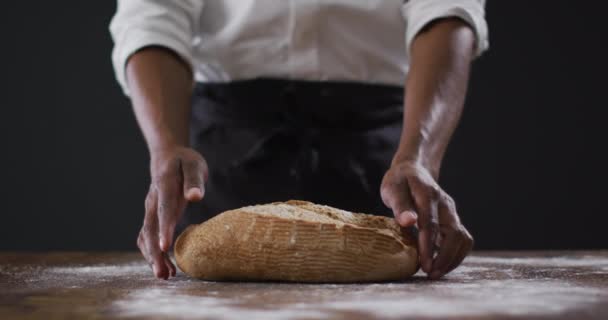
[1,2,606,251]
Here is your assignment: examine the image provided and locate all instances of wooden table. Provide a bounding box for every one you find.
[1,251,607,319]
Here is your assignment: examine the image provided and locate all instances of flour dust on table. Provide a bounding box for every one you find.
[2,251,608,320]
[111,257,608,320]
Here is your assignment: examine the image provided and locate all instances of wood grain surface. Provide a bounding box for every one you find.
[1,251,608,319]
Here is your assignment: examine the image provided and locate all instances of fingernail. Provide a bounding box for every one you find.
[399,211,417,226]
[397,214,408,225]
[186,188,203,200]
[407,210,418,220]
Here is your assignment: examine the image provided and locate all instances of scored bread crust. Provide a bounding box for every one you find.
[174,200,419,283]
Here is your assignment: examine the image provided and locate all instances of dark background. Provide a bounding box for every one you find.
[1,2,606,251]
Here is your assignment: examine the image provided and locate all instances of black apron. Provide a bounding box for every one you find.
[177,78,404,235]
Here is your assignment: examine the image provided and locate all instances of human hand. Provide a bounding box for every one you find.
[137,146,208,279]
[381,161,473,279]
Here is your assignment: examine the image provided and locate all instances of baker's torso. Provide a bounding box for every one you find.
[193,0,408,85]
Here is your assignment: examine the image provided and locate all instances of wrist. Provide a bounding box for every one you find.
[147,128,189,154]
[391,150,441,180]
[149,139,187,161]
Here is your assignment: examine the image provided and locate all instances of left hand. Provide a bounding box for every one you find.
[380,161,474,279]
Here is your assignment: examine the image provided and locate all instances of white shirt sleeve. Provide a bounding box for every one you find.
[109,0,204,96]
[402,0,489,59]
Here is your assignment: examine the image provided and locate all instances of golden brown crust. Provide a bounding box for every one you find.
[285,200,417,246]
[174,200,419,282]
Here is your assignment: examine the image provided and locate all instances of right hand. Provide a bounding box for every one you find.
[137,146,208,279]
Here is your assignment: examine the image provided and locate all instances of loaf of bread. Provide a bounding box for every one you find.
[174,200,418,282]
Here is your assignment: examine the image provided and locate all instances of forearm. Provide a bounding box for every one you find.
[394,18,476,178]
[126,47,193,154]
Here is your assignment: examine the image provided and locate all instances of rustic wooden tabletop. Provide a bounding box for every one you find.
[1,251,607,320]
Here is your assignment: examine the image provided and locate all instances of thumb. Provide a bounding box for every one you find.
[181,158,208,202]
[381,183,418,227]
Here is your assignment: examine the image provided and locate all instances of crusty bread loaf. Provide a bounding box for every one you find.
[174,200,418,283]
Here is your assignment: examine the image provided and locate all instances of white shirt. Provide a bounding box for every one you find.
[110,0,489,96]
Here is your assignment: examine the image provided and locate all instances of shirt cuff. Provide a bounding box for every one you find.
[402,0,489,59]
[111,28,194,96]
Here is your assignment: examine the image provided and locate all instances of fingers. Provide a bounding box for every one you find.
[157,175,182,253]
[163,252,177,277]
[417,224,438,273]
[428,230,463,279]
[138,189,170,280]
[429,230,473,279]
[444,229,474,275]
[408,177,440,274]
[428,194,474,279]
[153,155,189,253]
[381,174,418,227]
[181,157,208,202]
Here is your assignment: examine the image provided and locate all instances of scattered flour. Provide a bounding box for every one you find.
[114,289,326,320]
[465,255,608,268]
[107,254,608,319]
[10,255,604,319]
[325,281,602,318]
[112,279,604,320]
[445,265,493,279]
[47,263,149,277]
